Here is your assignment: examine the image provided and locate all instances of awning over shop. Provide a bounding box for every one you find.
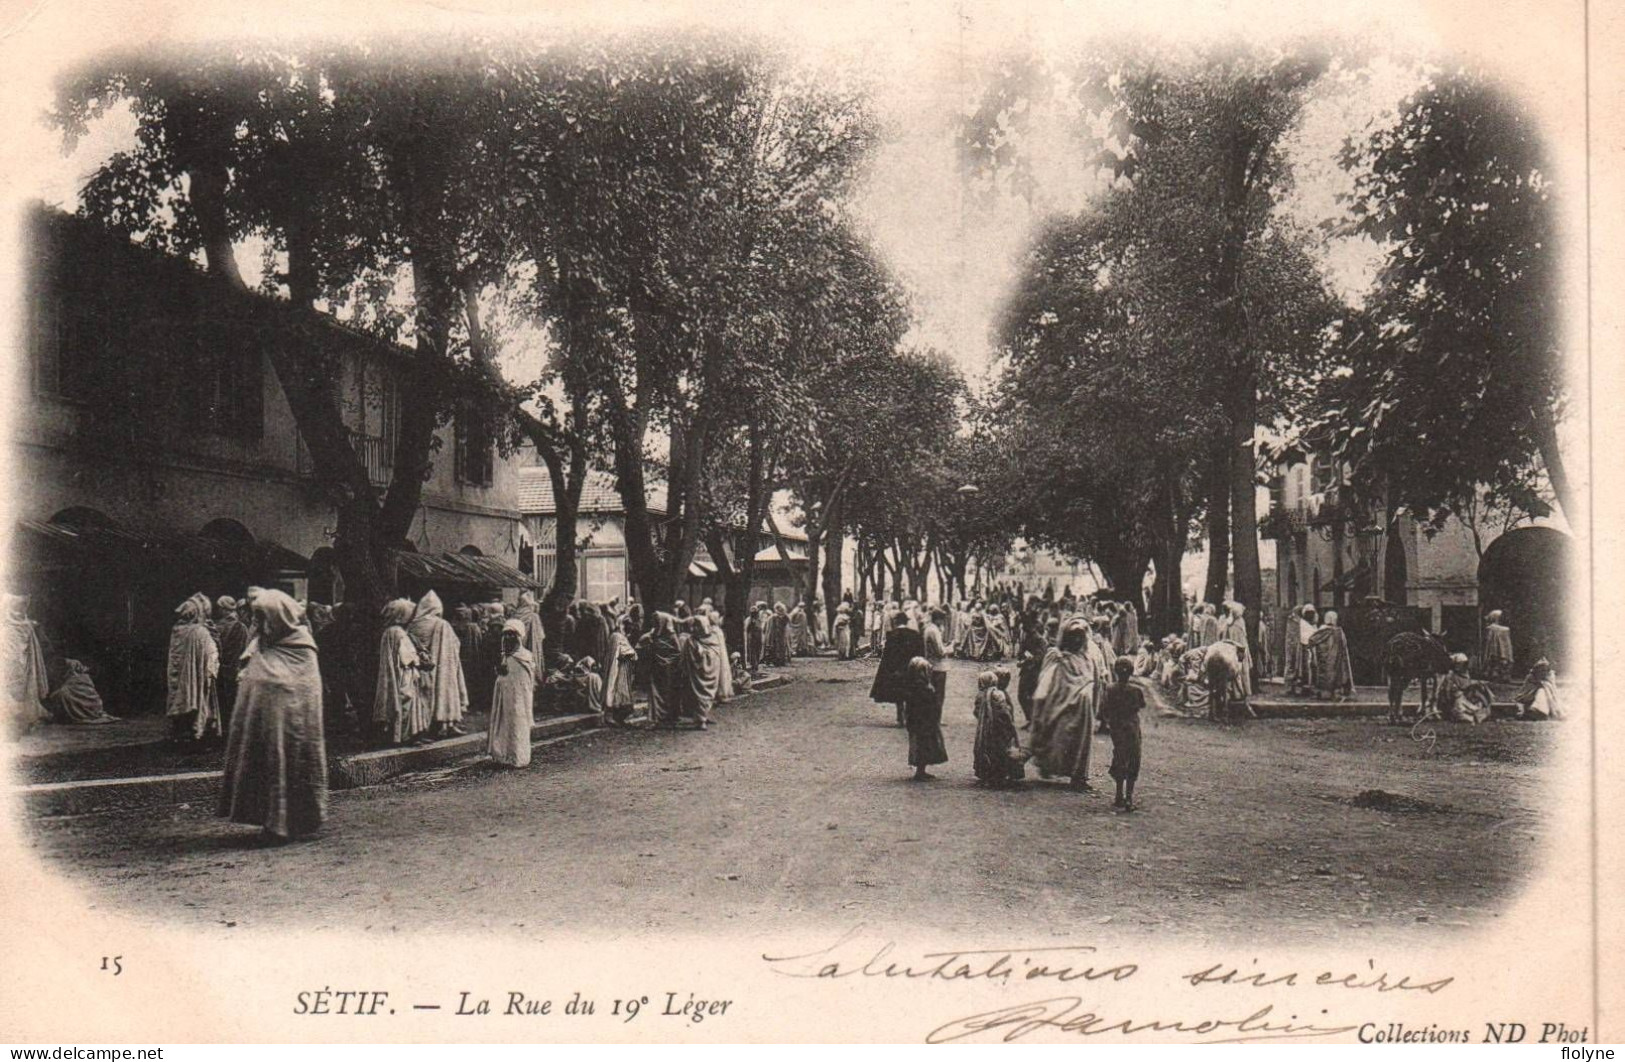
[13,517,308,575]
[390,549,544,595]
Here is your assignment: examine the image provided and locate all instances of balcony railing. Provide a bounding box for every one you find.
[297,429,392,488]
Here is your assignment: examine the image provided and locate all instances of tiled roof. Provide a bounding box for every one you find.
[518,467,667,516]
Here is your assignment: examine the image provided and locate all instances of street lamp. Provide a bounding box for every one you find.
[956,484,980,496]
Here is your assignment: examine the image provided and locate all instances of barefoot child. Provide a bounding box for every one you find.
[1100,656,1145,811]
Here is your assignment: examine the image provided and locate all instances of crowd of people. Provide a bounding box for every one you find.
[865,593,1154,810]
[2,575,1566,839]
[0,583,821,844]
[860,586,1565,809]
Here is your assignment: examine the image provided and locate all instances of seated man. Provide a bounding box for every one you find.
[1434,653,1494,725]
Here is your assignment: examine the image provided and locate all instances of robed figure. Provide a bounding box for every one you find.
[869,614,925,727]
[218,589,327,841]
[488,620,535,767]
[408,590,469,736]
[1027,621,1097,789]
[646,612,684,726]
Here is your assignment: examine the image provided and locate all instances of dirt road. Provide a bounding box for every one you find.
[23,656,1554,944]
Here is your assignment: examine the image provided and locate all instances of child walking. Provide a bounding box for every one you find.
[1099,656,1145,812]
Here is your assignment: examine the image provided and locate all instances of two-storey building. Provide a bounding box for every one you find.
[6,207,535,714]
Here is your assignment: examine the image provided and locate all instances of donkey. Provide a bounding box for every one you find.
[1383,630,1454,724]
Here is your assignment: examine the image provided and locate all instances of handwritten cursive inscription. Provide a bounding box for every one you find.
[1184,958,1453,994]
[763,928,1137,986]
[924,997,1363,1045]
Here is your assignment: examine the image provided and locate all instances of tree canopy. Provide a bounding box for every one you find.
[1312,70,1568,528]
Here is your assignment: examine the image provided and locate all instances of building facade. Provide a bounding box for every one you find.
[6,207,530,711]
[1262,447,1569,675]
[518,463,808,607]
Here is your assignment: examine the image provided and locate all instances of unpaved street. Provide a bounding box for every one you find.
[25,656,1554,944]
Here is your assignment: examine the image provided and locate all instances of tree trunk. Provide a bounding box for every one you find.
[1204,441,1232,604]
[821,503,843,641]
[723,422,769,653]
[802,518,822,625]
[609,369,672,611]
[1229,378,1263,679]
[1100,552,1150,609]
[186,164,247,292]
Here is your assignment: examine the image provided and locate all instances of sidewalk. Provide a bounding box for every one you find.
[1246,679,1525,718]
[10,672,794,817]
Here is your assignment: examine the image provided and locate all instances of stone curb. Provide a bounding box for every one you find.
[15,673,798,818]
[16,713,600,818]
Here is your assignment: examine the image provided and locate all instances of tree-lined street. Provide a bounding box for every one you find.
[28,658,1550,940]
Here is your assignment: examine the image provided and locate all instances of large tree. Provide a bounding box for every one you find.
[56,41,523,709]
[1314,71,1569,528]
[966,44,1336,648]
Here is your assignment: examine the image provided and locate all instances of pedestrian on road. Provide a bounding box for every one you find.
[923,606,950,718]
[451,603,486,711]
[408,590,469,740]
[512,591,547,674]
[647,611,683,727]
[766,603,792,667]
[1307,610,1355,703]
[696,609,731,704]
[677,614,721,729]
[1482,610,1514,681]
[834,602,854,660]
[1016,614,1047,725]
[870,610,925,727]
[166,593,220,743]
[1028,619,1098,793]
[902,656,948,780]
[745,603,764,670]
[373,599,423,745]
[708,608,735,703]
[218,589,327,843]
[603,618,638,725]
[3,593,51,733]
[973,669,1025,787]
[788,602,811,656]
[1100,657,1144,812]
[488,620,535,767]
[214,596,249,731]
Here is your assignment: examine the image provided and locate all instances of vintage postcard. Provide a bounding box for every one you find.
[0,0,1618,1045]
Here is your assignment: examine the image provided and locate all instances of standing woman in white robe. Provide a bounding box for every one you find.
[2,594,50,733]
[602,618,638,724]
[167,594,220,742]
[709,609,735,703]
[218,589,327,842]
[372,599,422,745]
[513,590,548,687]
[408,590,469,739]
[488,620,535,766]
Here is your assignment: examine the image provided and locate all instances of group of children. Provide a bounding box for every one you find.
[894,653,1146,812]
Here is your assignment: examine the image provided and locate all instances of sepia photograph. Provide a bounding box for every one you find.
[0,0,1613,1046]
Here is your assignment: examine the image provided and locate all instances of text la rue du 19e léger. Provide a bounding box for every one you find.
[291,988,731,1025]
